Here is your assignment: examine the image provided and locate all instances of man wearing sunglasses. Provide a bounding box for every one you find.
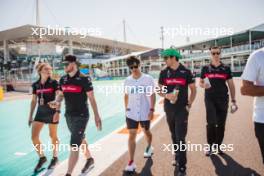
[49,55,102,176]
[158,48,197,176]
[124,56,156,173]
[199,46,238,156]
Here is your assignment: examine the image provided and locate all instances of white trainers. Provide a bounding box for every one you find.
[124,161,136,172]
[143,146,153,158]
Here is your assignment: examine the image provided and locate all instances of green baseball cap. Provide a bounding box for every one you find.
[161,48,182,59]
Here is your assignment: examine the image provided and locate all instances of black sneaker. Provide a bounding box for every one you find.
[177,167,186,176]
[34,156,47,172]
[81,157,95,173]
[205,150,212,157]
[217,148,224,155]
[172,160,179,167]
[48,157,58,169]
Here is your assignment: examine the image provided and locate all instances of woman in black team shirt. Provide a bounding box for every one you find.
[28,63,60,172]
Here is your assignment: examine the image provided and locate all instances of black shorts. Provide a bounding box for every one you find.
[126,117,150,130]
[34,105,58,124]
[65,114,89,147]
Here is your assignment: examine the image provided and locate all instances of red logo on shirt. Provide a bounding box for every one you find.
[61,85,82,93]
[164,78,186,86]
[205,73,228,80]
[36,88,54,94]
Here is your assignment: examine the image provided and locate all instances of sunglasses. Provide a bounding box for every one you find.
[129,65,139,70]
[164,56,174,60]
[211,52,220,56]
[62,62,70,67]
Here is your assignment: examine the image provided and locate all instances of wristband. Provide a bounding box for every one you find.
[55,110,61,113]
[150,108,155,112]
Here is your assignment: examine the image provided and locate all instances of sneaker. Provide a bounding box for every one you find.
[65,174,71,176]
[205,150,212,157]
[217,148,224,155]
[48,157,58,169]
[143,146,153,158]
[81,157,95,173]
[177,167,186,176]
[172,160,179,167]
[124,161,136,172]
[34,156,47,172]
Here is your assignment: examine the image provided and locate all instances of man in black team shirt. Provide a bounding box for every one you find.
[49,55,102,176]
[199,46,238,156]
[158,48,197,176]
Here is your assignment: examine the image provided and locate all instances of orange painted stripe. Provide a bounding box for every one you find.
[118,114,160,134]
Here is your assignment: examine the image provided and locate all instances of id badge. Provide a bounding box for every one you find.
[39,97,44,106]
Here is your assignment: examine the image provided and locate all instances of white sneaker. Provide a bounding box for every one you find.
[143,146,153,158]
[124,161,136,172]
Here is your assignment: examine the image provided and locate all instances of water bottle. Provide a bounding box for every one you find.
[170,86,180,104]
[204,77,211,88]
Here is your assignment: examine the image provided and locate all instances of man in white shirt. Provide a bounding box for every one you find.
[124,56,156,173]
[241,47,264,164]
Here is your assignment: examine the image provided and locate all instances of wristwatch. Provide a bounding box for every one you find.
[55,110,61,113]
[231,100,236,103]
[150,108,155,112]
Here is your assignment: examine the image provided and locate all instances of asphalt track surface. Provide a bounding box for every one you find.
[102,80,264,176]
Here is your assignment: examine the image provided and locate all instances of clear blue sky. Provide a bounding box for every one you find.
[0,0,264,48]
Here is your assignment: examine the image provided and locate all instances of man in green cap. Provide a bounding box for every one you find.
[158,48,197,176]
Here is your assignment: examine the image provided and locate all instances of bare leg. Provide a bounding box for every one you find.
[128,129,137,161]
[48,124,59,157]
[31,121,45,157]
[143,129,152,147]
[81,139,92,159]
[66,148,79,174]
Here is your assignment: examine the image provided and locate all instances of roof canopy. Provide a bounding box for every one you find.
[176,23,264,50]
[0,25,151,52]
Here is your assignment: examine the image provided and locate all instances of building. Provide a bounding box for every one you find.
[101,23,264,78]
[177,23,264,76]
[101,49,163,78]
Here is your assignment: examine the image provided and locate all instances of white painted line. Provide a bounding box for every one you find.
[42,100,165,176]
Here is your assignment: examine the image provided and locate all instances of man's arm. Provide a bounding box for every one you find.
[227,79,236,101]
[87,91,102,130]
[87,91,100,117]
[199,78,205,88]
[124,94,128,110]
[55,91,64,103]
[241,80,264,97]
[49,90,64,109]
[158,84,175,101]
[158,84,166,98]
[188,83,197,106]
[150,93,156,109]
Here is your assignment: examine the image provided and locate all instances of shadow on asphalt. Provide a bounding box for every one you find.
[122,158,153,176]
[140,158,153,176]
[210,153,261,176]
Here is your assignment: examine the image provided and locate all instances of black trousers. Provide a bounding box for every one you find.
[255,122,264,164]
[205,96,229,149]
[165,106,189,168]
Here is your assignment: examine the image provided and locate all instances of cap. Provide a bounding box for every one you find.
[62,55,77,63]
[161,48,182,59]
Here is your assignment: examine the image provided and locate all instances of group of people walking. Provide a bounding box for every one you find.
[28,46,264,176]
